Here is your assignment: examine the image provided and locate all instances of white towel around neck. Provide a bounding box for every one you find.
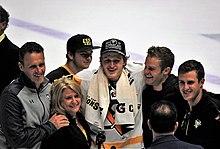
[84,66,138,130]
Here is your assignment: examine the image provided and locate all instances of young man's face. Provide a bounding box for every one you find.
[144,56,165,86]
[73,49,93,70]
[101,52,125,82]
[19,52,46,88]
[178,70,204,103]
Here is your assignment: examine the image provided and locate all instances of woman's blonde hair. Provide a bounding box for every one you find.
[50,75,82,116]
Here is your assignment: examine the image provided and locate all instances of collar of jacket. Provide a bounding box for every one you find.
[18,72,50,91]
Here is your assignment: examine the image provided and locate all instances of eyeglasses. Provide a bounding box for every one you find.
[181,110,191,130]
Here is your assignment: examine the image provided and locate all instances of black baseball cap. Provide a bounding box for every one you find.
[67,34,100,53]
[101,38,126,56]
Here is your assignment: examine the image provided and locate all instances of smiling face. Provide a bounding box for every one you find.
[60,87,81,117]
[100,52,125,82]
[178,70,204,105]
[144,56,170,88]
[19,52,45,88]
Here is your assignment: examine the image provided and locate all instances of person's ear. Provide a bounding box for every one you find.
[200,78,205,88]
[174,121,179,132]
[67,51,74,60]
[147,119,152,130]
[18,62,23,71]
[163,67,171,75]
[123,56,128,67]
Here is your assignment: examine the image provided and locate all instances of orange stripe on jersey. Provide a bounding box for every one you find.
[106,112,122,135]
[73,76,82,85]
[62,64,75,74]
[103,135,143,149]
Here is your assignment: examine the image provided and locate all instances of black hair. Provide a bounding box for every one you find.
[19,42,44,64]
[149,100,177,133]
[178,59,205,82]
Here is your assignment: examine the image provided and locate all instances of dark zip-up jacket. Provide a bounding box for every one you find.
[179,90,220,149]
[41,112,92,149]
[0,72,56,149]
[142,74,188,148]
[0,35,20,94]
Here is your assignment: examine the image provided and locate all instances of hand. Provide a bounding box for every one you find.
[49,113,69,129]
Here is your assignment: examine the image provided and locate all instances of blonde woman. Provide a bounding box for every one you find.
[41,76,92,149]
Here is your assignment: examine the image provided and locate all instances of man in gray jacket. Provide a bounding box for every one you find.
[0,42,69,148]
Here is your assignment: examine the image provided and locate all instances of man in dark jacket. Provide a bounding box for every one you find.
[178,60,220,149]
[142,46,188,148]
[0,5,20,94]
[147,100,204,149]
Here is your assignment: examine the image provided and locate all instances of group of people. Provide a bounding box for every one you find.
[0,5,219,149]
[141,46,220,149]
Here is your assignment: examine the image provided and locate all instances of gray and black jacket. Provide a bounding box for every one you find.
[0,72,56,149]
